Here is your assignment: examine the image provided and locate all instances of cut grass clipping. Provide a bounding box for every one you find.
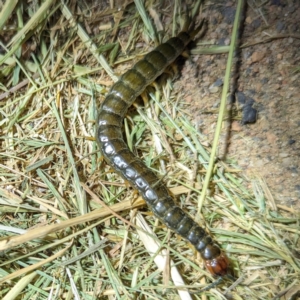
[0,1,299,299]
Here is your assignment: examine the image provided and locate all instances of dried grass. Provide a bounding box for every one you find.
[0,0,299,299]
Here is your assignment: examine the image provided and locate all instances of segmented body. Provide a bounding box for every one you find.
[96,29,228,276]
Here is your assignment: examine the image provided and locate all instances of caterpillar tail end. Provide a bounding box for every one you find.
[204,253,230,277]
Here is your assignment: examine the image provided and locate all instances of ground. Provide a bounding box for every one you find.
[0,1,299,299]
[176,0,300,207]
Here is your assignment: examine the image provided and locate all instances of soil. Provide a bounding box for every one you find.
[176,0,300,207]
[1,1,299,298]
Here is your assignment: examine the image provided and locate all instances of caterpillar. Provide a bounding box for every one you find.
[96,21,229,277]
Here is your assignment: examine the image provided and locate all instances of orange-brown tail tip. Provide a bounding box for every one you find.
[204,253,230,277]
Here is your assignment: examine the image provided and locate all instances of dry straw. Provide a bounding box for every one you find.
[0,0,299,299]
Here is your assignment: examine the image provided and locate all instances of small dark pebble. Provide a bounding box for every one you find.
[217,37,226,46]
[236,92,258,124]
[213,78,223,87]
[288,139,296,145]
[261,78,269,84]
[222,6,236,24]
[289,166,298,174]
[206,60,213,66]
[242,96,257,123]
[236,91,247,104]
[227,94,235,104]
[271,0,284,6]
[242,104,257,124]
[211,17,218,26]
[251,19,261,30]
[276,20,285,32]
[295,185,300,191]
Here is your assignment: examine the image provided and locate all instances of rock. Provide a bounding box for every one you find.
[276,20,285,32]
[242,104,257,124]
[209,85,219,93]
[213,78,223,87]
[232,121,242,131]
[271,0,283,6]
[251,19,261,30]
[222,6,236,24]
[288,139,296,145]
[236,91,247,104]
[251,51,265,63]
